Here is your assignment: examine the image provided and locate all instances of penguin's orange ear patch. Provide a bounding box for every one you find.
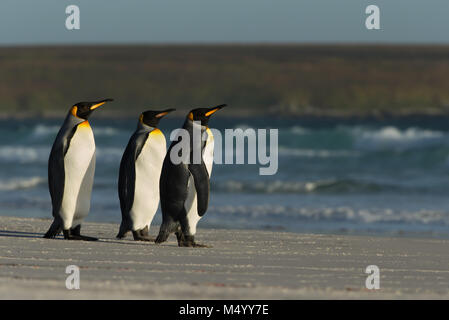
[71,106,78,117]
[139,114,144,123]
[188,112,194,121]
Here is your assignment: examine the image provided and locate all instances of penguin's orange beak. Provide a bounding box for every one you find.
[155,108,176,118]
[90,98,113,110]
[205,104,227,117]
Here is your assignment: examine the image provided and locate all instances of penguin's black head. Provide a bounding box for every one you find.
[139,108,176,127]
[70,98,113,120]
[187,104,227,126]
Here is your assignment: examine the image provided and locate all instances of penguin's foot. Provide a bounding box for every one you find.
[63,228,98,241]
[43,220,62,239]
[71,225,98,241]
[175,230,184,246]
[178,235,212,248]
[131,226,154,241]
[132,231,154,241]
[155,231,170,244]
[116,222,129,239]
[116,231,128,240]
[73,235,98,241]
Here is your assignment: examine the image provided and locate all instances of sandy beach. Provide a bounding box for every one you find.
[0,216,448,299]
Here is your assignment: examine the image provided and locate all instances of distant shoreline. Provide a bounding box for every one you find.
[1,44,449,119]
[2,110,449,122]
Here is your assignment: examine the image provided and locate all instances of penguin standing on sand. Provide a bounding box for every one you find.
[44,99,113,240]
[155,104,227,247]
[117,109,175,241]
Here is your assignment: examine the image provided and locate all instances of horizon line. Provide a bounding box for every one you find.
[2,41,449,48]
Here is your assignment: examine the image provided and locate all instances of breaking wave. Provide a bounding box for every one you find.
[30,124,122,138]
[278,148,360,158]
[212,179,410,194]
[353,126,445,151]
[208,205,449,226]
[0,146,49,163]
[0,146,123,163]
[0,176,45,191]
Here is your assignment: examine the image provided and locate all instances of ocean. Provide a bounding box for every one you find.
[2,116,449,238]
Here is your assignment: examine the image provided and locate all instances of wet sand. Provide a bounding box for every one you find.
[0,216,448,299]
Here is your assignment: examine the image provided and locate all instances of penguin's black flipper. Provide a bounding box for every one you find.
[118,134,138,218]
[48,124,77,218]
[48,140,65,218]
[118,132,149,236]
[188,163,210,216]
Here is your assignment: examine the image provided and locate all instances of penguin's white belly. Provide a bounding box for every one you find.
[60,123,96,229]
[204,129,214,175]
[129,132,166,231]
[184,132,214,235]
[185,176,201,235]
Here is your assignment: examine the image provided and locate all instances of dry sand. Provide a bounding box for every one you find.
[0,216,449,299]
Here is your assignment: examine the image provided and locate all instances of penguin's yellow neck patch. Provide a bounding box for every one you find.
[78,121,90,128]
[206,127,214,141]
[150,128,162,136]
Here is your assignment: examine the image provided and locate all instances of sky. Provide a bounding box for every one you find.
[0,0,448,45]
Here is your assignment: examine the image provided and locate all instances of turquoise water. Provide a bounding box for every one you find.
[2,116,449,238]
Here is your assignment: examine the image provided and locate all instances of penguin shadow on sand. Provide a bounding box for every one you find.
[0,230,44,239]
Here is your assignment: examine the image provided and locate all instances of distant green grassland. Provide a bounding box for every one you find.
[1,45,449,118]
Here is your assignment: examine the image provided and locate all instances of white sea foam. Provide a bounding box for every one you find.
[95,147,123,162]
[289,126,309,135]
[0,146,49,163]
[93,127,121,136]
[30,124,121,138]
[0,146,124,163]
[215,179,339,193]
[208,205,449,225]
[32,125,59,137]
[234,123,251,130]
[278,147,360,158]
[353,126,445,151]
[0,176,45,191]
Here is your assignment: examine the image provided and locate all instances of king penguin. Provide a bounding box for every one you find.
[117,109,175,241]
[155,104,227,247]
[43,98,113,240]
